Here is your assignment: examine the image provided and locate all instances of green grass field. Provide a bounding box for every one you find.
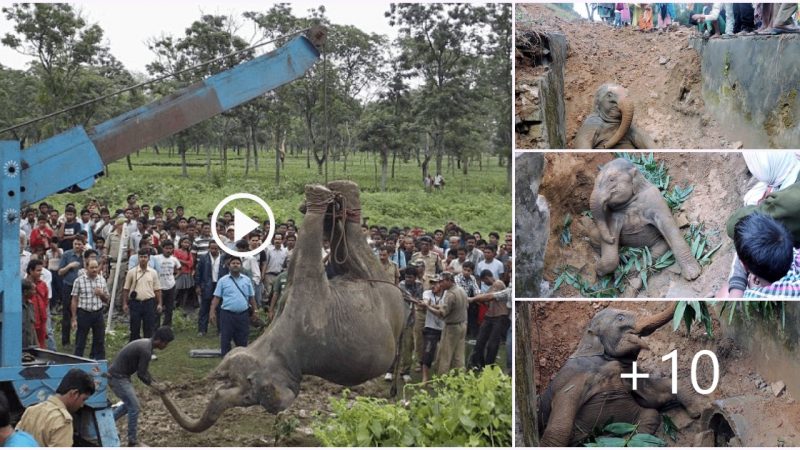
[44,148,511,234]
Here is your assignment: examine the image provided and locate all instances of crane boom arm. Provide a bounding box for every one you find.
[16,26,325,207]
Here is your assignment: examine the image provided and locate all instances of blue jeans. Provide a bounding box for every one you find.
[110,377,139,444]
[220,309,249,356]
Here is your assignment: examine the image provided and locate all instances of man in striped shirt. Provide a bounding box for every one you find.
[70,259,110,360]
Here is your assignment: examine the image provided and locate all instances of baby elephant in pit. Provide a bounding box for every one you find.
[537,304,706,446]
[590,158,702,281]
[574,83,657,149]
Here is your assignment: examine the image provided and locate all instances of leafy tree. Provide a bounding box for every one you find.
[2,3,111,137]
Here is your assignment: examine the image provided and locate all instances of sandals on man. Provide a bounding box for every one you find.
[758,27,800,35]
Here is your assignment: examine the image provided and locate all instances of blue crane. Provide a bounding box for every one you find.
[0,26,325,446]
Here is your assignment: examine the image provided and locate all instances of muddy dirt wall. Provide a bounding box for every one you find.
[692,35,800,148]
[720,302,800,398]
[516,32,567,148]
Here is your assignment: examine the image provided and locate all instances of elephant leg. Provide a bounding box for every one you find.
[648,238,670,259]
[652,210,701,280]
[326,181,383,281]
[597,214,624,276]
[636,376,706,419]
[287,185,335,296]
[636,407,662,435]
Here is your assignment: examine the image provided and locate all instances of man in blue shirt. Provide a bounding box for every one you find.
[210,256,257,356]
[57,236,85,347]
[0,392,37,447]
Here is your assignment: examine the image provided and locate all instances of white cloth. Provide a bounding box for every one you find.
[41,268,53,300]
[742,151,800,206]
[422,289,445,330]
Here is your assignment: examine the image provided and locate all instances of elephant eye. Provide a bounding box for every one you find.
[617,314,625,321]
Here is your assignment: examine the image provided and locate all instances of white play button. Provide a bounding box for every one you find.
[210,193,275,258]
[233,208,259,242]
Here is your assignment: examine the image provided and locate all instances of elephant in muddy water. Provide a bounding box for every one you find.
[155,181,406,432]
[574,83,657,149]
[589,157,702,281]
[537,304,707,446]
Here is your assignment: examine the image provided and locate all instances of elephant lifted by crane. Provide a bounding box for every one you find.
[156,180,406,431]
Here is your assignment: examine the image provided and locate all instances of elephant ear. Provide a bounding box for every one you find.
[630,165,650,194]
[570,328,605,358]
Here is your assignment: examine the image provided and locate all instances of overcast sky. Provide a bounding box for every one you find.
[0,1,400,75]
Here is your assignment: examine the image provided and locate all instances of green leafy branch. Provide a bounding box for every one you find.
[616,152,694,211]
[584,422,666,447]
[673,300,715,337]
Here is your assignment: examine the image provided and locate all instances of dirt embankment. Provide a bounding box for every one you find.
[517,4,740,149]
[541,152,748,298]
[527,301,800,447]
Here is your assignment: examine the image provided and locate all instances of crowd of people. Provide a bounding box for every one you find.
[605,3,799,36]
[15,192,513,445]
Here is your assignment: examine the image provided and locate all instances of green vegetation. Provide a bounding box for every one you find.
[43,149,511,234]
[312,366,511,447]
[615,152,694,212]
[720,301,786,329]
[673,301,715,336]
[560,213,573,246]
[583,422,666,447]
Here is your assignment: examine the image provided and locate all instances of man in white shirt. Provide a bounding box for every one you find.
[263,233,288,299]
[151,241,181,327]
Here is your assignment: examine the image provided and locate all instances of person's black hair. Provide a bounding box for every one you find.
[115,208,124,216]
[0,391,11,428]
[227,255,242,264]
[477,239,488,247]
[235,240,249,250]
[26,259,44,274]
[80,208,90,215]
[138,248,151,256]
[153,326,175,343]
[65,206,77,214]
[463,261,475,270]
[162,240,174,248]
[141,204,150,209]
[127,194,137,201]
[37,214,47,222]
[489,231,500,239]
[100,207,110,214]
[153,205,163,213]
[479,269,494,280]
[56,368,96,396]
[176,205,184,210]
[404,267,418,278]
[485,244,498,254]
[83,249,98,259]
[734,212,794,283]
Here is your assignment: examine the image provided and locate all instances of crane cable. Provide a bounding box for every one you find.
[0,27,312,136]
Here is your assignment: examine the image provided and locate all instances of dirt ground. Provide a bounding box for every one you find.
[525,301,800,446]
[516,4,739,149]
[540,152,749,298]
[122,375,389,447]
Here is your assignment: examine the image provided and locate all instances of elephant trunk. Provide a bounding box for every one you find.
[601,97,634,149]
[634,303,677,336]
[589,184,615,245]
[158,385,245,432]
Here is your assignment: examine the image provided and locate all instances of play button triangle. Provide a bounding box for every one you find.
[233,208,259,242]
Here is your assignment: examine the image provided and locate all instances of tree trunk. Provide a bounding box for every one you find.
[274,131,283,185]
[380,144,389,192]
[516,302,539,446]
[180,146,188,178]
[245,140,251,176]
[126,155,133,171]
[153,143,160,155]
[391,148,397,179]
[206,144,211,177]
[251,124,259,172]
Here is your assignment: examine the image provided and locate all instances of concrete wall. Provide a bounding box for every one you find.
[691,35,800,148]
[719,302,800,397]
[515,32,567,148]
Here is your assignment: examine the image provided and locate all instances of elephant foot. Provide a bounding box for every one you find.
[304,184,336,214]
[681,260,702,281]
[327,180,362,212]
[596,259,619,277]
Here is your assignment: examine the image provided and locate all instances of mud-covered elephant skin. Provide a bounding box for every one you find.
[589,158,701,281]
[574,83,657,149]
[537,304,706,446]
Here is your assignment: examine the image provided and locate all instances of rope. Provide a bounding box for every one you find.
[0,27,311,136]
[332,195,350,266]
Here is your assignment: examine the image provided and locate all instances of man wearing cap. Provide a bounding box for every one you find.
[210,256,258,356]
[424,272,468,375]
